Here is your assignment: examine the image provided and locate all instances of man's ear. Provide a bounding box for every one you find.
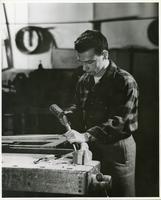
[102,50,109,60]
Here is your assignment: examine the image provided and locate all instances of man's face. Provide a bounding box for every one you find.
[76,48,104,76]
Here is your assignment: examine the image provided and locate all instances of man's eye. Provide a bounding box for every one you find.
[87,60,95,64]
[78,60,95,64]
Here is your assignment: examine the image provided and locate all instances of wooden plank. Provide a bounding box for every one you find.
[2,134,67,148]
[2,134,65,141]
[42,141,66,148]
[2,146,73,154]
[3,139,60,143]
[8,144,50,148]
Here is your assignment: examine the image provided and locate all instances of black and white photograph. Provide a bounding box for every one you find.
[1,1,159,198]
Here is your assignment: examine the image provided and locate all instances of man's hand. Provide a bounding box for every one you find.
[64,129,89,144]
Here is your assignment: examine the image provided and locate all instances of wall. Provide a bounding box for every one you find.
[94,3,158,19]
[94,3,158,48]
[2,3,93,69]
[28,3,93,23]
[1,3,158,70]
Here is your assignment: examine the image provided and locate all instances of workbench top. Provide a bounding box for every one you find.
[2,153,100,172]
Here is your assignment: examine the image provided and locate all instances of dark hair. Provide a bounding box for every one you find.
[74,30,108,55]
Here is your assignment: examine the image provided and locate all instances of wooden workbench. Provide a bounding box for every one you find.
[2,134,101,197]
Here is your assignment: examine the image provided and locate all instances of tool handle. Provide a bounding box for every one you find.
[65,120,78,151]
[65,123,71,131]
[49,104,79,151]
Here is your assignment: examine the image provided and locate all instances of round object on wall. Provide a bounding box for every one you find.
[147,19,158,46]
[15,26,55,54]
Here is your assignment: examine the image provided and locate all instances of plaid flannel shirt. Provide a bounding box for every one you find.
[74,61,139,144]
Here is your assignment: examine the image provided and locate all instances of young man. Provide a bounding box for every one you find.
[65,30,139,197]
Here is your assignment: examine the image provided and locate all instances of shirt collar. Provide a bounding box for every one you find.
[104,59,117,75]
[95,60,117,83]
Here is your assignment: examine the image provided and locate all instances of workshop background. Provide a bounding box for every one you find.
[1,2,159,197]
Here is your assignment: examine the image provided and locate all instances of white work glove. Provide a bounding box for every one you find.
[64,129,89,144]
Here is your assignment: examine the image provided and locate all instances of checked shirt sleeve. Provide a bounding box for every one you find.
[87,72,139,144]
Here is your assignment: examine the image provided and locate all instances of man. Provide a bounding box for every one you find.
[65,30,139,197]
